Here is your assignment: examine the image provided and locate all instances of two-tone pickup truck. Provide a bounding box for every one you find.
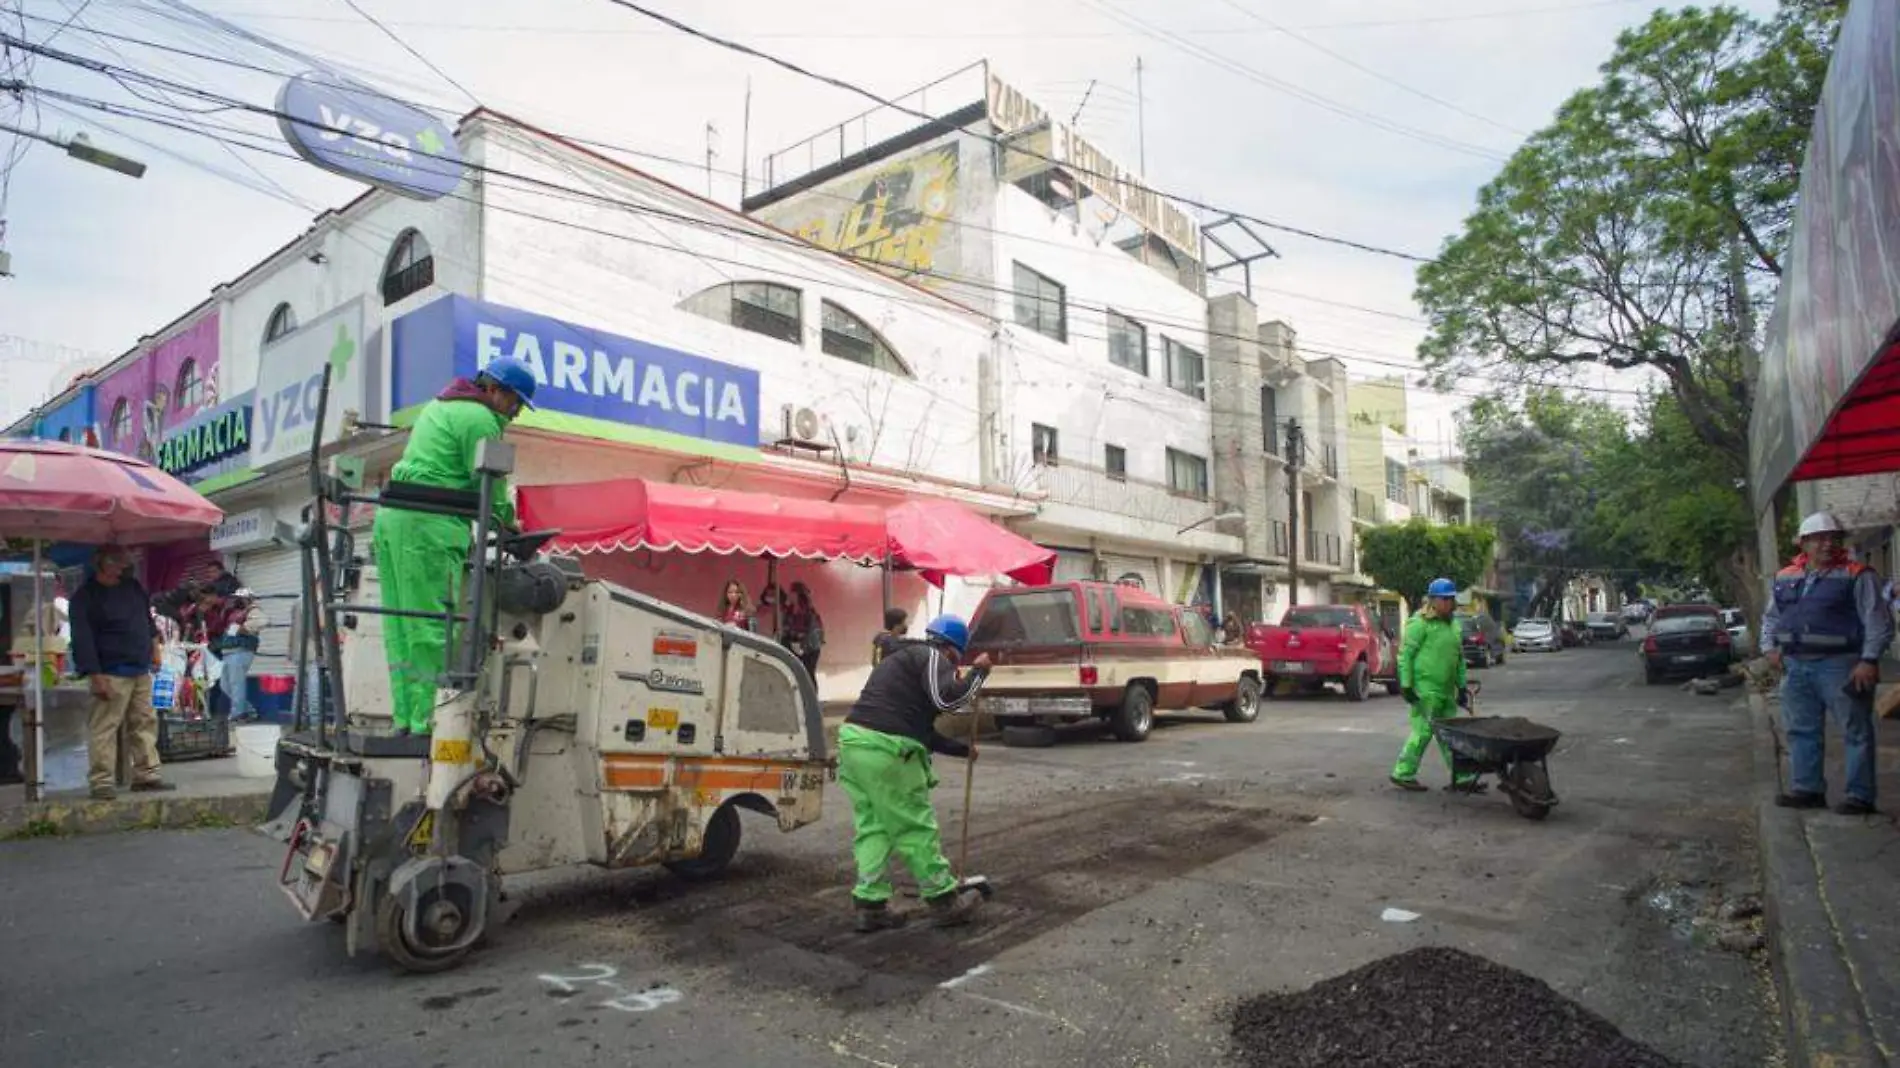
[1245,603,1400,701]
[962,581,1264,746]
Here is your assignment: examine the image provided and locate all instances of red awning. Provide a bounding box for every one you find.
[1787,338,1900,482]
[886,499,1055,588]
[516,479,889,563]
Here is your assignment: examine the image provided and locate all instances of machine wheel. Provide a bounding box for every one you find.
[1002,724,1058,747]
[1111,684,1155,742]
[1225,677,1262,723]
[1344,662,1371,703]
[1384,679,1403,696]
[1507,763,1553,821]
[375,882,480,974]
[664,802,743,881]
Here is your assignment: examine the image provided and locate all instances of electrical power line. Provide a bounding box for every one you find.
[335,0,479,107]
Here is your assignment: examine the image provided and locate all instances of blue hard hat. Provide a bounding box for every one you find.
[1426,578,1459,598]
[478,355,538,409]
[924,614,970,653]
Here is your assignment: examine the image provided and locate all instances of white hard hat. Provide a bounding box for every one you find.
[1797,511,1846,539]
[234,587,256,599]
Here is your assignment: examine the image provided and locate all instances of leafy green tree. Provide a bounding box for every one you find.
[1359,520,1497,610]
[1414,0,1842,625]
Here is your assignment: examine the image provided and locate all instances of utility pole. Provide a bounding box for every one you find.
[1135,57,1147,175]
[1286,419,1304,606]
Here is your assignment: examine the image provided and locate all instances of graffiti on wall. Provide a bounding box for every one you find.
[759,142,959,284]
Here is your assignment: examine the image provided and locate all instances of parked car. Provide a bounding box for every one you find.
[1622,601,1653,624]
[963,581,1264,745]
[1586,611,1629,642]
[1641,606,1732,684]
[1246,603,1399,702]
[1718,608,1753,655]
[1456,611,1508,667]
[1512,617,1561,653]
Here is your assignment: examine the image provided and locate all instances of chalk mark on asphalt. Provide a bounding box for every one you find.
[536,963,683,1014]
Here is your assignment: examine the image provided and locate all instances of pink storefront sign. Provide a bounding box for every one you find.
[93,312,221,461]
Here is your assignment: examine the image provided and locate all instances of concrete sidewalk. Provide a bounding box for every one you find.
[0,754,272,840]
[1753,688,1900,1068]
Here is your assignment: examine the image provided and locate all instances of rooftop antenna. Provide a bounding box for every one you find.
[704,121,719,200]
[1135,56,1147,174]
[739,77,752,204]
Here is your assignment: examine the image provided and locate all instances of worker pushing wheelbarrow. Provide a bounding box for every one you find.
[1432,680,1562,821]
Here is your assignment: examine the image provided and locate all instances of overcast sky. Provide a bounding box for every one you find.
[0,0,1780,440]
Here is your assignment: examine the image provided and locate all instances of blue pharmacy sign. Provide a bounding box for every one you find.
[390,295,761,450]
[275,71,465,201]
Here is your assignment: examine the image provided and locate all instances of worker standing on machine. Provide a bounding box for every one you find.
[372,356,537,738]
[1391,577,1481,793]
[839,614,991,932]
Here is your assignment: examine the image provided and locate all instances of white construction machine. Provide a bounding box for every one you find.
[264,371,831,972]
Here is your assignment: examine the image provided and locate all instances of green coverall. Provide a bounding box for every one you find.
[1393,609,1474,784]
[836,723,959,903]
[371,395,515,735]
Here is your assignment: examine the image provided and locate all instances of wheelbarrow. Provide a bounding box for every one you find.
[1432,684,1561,820]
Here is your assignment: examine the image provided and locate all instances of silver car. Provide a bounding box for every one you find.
[1719,608,1752,654]
[1513,618,1560,652]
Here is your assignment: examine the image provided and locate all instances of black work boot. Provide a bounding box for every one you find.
[924,886,985,928]
[852,899,908,934]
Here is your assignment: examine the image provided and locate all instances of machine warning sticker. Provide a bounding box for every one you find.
[647,707,680,730]
[653,631,698,662]
[432,739,473,764]
[582,634,601,665]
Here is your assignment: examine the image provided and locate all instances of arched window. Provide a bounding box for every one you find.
[381,229,435,305]
[679,281,802,345]
[175,359,202,413]
[108,398,131,448]
[264,302,298,343]
[819,300,910,376]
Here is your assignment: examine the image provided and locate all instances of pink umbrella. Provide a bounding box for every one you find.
[0,441,224,800]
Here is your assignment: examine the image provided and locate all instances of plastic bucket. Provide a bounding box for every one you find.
[234,723,281,778]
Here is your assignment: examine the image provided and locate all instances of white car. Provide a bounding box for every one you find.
[1719,608,1752,654]
[1512,618,1560,653]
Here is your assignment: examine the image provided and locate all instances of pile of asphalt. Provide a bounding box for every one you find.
[1230,947,1684,1068]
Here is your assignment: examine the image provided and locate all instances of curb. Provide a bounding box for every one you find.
[1751,691,1885,1068]
[0,789,270,841]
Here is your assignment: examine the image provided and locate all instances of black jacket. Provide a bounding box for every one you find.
[70,577,159,677]
[846,639,988,757]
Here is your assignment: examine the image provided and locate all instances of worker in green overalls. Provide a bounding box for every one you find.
[372,356,537,736]
[1391,577,1481,792]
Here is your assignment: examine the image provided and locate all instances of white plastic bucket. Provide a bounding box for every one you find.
[234,723,281,778]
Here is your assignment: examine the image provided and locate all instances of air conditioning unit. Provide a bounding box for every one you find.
[780,404,825,446]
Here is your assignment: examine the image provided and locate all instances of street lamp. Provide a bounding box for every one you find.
[1177,510,1244,535]
[0,122,147,178]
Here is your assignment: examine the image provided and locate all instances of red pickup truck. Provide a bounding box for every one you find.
[1246,603,1400,702]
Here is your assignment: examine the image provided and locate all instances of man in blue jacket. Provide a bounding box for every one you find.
[69,546,172,800]
[1761,511,1893,816]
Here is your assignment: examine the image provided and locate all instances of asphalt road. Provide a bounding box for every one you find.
[0,638,1773,1068]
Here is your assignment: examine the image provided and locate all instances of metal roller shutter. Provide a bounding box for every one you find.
[230,546,304,669]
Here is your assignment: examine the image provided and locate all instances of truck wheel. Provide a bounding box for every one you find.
[1225,677,1262,723]
[1111,684,1155,742]
[663,802,742,881]
[1344,663,1371,702]
[1002,724,1058,748]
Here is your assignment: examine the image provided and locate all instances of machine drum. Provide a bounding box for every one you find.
[493,560,569,616]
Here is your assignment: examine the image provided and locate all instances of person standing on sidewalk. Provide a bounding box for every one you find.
[1761,511,1893,816]
[1391,577,1480,793]
[212,589,268,723]
[838,614,990,932]
[69,546,173,800]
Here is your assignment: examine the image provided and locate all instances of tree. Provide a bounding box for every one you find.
[1413,0,1844,627]
[1359,520,1497,610]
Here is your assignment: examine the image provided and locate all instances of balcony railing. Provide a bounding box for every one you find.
[1302,530,1343,566]
[1039,459,1214,530]
[1320,443,1339,478]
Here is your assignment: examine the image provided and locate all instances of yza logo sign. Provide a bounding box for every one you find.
[252,300,368,469]
[275,72,464,201]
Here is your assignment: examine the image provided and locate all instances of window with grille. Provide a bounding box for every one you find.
[1167,448,1209,499]
[1165,338,1206,400]
[680,281,803,346]
[1105,444,1127,481]
[175,360,202,414]
[381,230,435,305]
[1108,310,1147,374]
[1012,262,1067,342]
[1262,386,1280,451]
[264,303,298,343]
[1032,423,1059,466]
[820,300,909,375]
[1385,458,1408,504]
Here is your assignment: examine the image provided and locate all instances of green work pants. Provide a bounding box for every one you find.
[836,723,959,904]
[372,507,469,734]
[1393,694,1475,784]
